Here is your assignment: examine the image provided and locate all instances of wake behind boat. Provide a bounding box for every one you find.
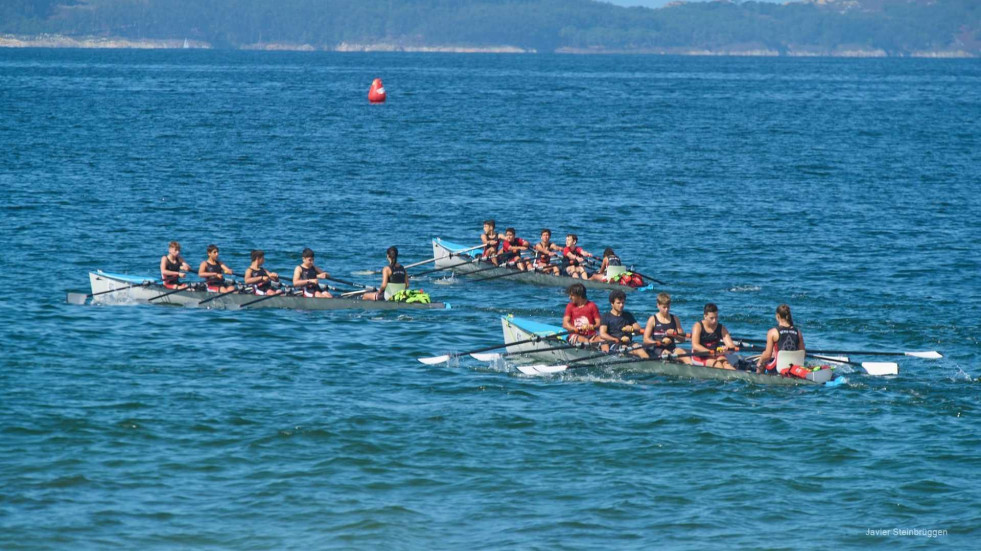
[74,271,448,311]
[432,238,653,292]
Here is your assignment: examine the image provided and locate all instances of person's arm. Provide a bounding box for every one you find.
[671,316,686,343]
[315,265,330,280]
[643,317,659,345]
[691,323,709,354]
[292,266,304,287]
[221,262,234,275]
[377,266,391,293]
[598,320,616,343]
[721,325,737,350]
[757,329,779,368]
[179,256,191,272]
[161,256,184,279]
[198,261,211,279]
[244,267,259,285]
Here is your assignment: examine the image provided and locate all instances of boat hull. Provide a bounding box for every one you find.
[501,316,823,386]
[432,238,650,293]
[88,271,447,311]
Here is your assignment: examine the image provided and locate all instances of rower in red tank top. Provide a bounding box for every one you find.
[562,283,602,346]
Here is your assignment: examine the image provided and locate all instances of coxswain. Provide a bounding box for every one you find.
[562,233,594,279]
[562,283,602,346]
[643,292,689,363]
[362,246,409,301]
[480,219,503,265]
[589,247,624,282]
[292,248,332,298]
[499,227,531,271]
[244,250,281,296]
[160,241,191,290]
[755,304,806,374]
[599,289,648,359]
[533,229,562,276]
[197,244,236,293]
[690,303,737,369]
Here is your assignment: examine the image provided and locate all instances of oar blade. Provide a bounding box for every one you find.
[516,364,569,375]
[861,362,899,376]
[471,352,503,362]
[66,293,89,305]
[905,351,943,360]
[418,355,451,365]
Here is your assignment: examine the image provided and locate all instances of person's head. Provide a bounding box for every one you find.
[568,283,587,304]
[657,292,672,313]
[703,303,719,323]
[386,246,399,264]
[776,304,793,325]
[251,249,264,263]
[301,248,314,263]
[603,247,615,259]
[168,241,181,255]
[505,227,516,240]
[540,229,551,241]
[483,219,495,233]
[609,289,626,311]
[207,244,219,258]
[565,233,578,247]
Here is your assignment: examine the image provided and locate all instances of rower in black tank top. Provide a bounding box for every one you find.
[205,260,224,287]
[251,266,270,293]
[697,321,724,350]
[650,314,680,352]
[163,257,183,285]
[300,265,320,295]
[775,325,801,352]
[389,263,407,284]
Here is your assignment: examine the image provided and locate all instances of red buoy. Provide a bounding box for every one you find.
[368,78,386,103]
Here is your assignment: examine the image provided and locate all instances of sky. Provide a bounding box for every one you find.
[605,0,784,8]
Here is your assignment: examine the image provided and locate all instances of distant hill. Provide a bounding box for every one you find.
[1,0,978,56]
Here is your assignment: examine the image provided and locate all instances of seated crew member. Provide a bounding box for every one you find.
[480,219,503,265]
[590,247,624,281]
[599,289,649,359]
[362,246,409,301]
[643,292,690,363]
[160,241,191,290]
[244,249,281,296]
[690,303,738,369]
[499,227,531,271]
[562,233,594,279]
[755,304,806,374]
[198,244,236,293]
[562,283,603,346]
[292,248,332,298]
[533,229,562,276]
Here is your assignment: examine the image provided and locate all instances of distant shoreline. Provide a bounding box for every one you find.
[0,34,975,58]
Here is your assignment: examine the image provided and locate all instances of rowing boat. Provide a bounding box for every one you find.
[82,271,448,311]
[500,316,838,386]
[432,238,652,293]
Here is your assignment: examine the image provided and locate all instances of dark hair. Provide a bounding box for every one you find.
[387,246,399,263]
[568,283,587,299]
[776,304,793,325]
[567,233,578,242]
[207,244,219,254]
[169,241,181,250]
[603,247,615,258]
[541,228,551,236]
[505,227,516,235]
[609,289,626,304]
[703,303,718,315]
[483,219,495,228]
[251,249,264,262]
[302,248,314,259]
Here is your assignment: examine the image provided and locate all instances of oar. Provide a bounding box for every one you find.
[517,343,655,375]
[735,341,898,376]
[236,289,290,309]
[627,269,666,286]
[411,251,505,278]
[418,330,571,365]
[367,244,486,275]
[148,285,197,302]
[734,337,941,360]
[471,265,530,283]
[340,289,372,298]
[196,285,242,306]
[471,342,587,362]
[66,281,151,305]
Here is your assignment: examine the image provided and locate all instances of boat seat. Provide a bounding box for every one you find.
[384,282,407,301]
[605,265,628,279]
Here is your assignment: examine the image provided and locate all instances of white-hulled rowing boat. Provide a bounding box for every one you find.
[82,271,448,311]
[500,316,841,386]
[432,238,653,293]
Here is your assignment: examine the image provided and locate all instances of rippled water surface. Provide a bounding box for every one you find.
[1,50,979,549]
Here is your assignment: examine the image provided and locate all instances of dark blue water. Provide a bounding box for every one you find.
[1,49,979,549]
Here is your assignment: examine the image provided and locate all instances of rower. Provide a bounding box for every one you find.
[562,283,602,346]
[160,241,191,290]
[362,246,409,301]
[590,247,626,282]
[755,304,806,375]
[599,289,648,359]
[690,303,737,369]
[562,233,594,279]
[244,249,281,296]
[292,248,332,298]
[533,229,562,276]
[643,292,689,363]
[198,244,236,293]
[499,227,531,271]
[480,219,503,265]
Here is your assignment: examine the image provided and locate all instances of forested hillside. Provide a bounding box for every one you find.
[1,0,978,55]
